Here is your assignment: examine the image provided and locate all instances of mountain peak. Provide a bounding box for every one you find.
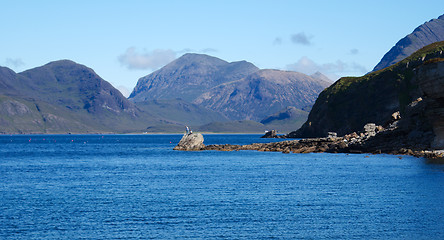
[172,53,228,66]
[373,14,444,71]
[310,71,331,82]
[129,54,258,102]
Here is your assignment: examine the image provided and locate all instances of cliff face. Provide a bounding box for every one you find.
[289,41,444,138]
[417,60,444,148]
[373,14,444,71]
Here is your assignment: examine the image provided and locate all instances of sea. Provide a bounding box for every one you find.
[1,134,443,239]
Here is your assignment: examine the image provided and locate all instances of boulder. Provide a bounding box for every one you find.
[174,133,205,151]
[261,130,277,138]
[363,123,376,136]
[327,132,337,138]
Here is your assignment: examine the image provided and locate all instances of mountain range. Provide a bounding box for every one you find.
[3,13,442,135]
[129,53,260,102]
[130,53,331,123]
[0,55,330,134]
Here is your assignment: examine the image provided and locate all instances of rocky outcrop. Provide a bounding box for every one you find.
[373,14,444,71]
[260,130,286,138]
[289,41,444,138]
[174,133,205,151]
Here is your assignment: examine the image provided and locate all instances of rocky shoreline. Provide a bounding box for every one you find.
[174,125,444,160]
[204,135,444,159]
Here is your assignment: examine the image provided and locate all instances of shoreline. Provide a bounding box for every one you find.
[202,136,444,160]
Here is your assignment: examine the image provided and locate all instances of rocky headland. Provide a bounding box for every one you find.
[175,44,444,160]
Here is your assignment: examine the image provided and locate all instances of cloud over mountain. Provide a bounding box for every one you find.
[286,56,367,80]
[118,48,176,70]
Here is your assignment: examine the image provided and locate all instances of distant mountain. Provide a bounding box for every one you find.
[135,98,229,126]
[310,71,332,83]
[196,120,266,133]
[129,53,259,102]
[373,14,444,71]
[193,69,331,121]
[0,56,331,134]
[0,60,164,133]
[260,106,309,133]
[19,60,138,115]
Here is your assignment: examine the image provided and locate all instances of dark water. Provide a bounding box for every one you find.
[1,134,444,239]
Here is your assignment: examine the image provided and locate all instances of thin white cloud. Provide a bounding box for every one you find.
[291,32,313,46]
[4,58,25,68]
[118,48,177,70]
[286,56,368,80]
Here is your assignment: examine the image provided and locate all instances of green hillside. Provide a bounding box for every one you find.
[289,41,444,138]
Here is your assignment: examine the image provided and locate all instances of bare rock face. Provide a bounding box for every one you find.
[174,133,205,151]
[417,60,444,149]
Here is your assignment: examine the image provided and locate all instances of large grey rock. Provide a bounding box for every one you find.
[174,133,205,151]
[363,123,376,136]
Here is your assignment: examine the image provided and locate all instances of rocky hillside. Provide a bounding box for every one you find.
[193,69,330,121]
[373,14,444,71]
[0,60,164,133]
[129,53,259,102]
[289,41,444,138]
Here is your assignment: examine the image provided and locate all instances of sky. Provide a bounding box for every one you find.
[1,1,443,97]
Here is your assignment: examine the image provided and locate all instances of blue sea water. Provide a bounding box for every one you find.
[0,134,444,239]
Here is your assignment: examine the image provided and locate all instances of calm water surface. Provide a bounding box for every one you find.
[1,134,443,239]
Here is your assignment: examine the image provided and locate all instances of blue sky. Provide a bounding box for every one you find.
[1,1,443,96]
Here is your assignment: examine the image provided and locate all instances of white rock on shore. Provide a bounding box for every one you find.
[173,133,205,151]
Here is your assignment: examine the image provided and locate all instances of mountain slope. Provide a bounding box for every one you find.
[260,106,309,133]
[290,41,444,138]
[135,99,229,126]
[19,60,138,115]
[193,69,331,121]
[129,53,259,102]
[373,14,444,71]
